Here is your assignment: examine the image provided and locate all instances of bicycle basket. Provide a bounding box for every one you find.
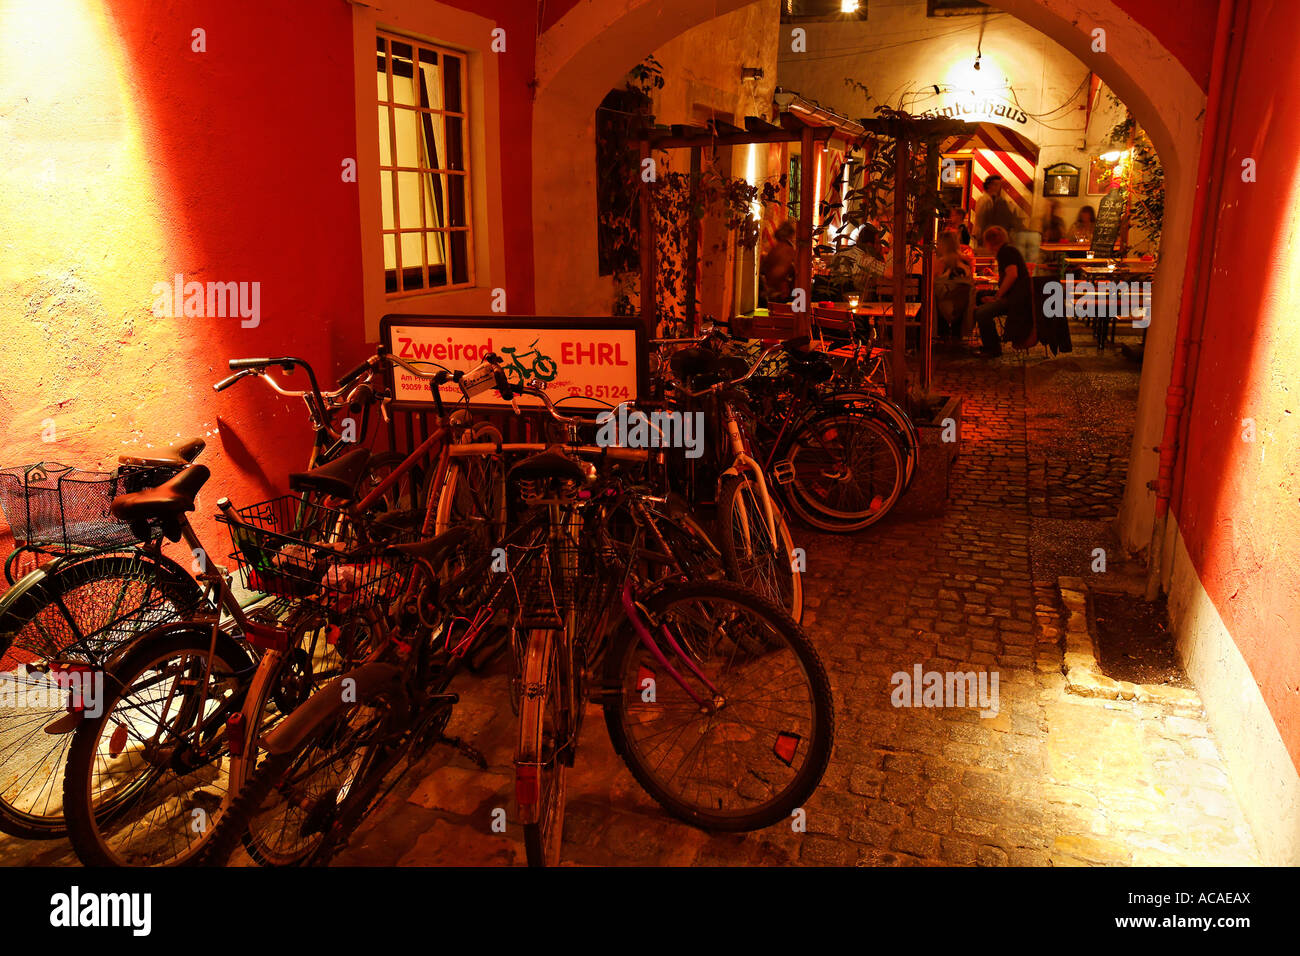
[0,462,134,551]
[220,495,414,616]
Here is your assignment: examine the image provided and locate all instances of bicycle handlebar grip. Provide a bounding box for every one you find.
[212,370,251,392]
[337,357,372,389]
[492,368,514,399]
[227,357,276,371]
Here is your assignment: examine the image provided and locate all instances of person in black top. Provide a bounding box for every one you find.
[973,225,1033,357]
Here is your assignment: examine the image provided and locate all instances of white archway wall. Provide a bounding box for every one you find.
[532,0,767,318]
[532,0,1204,557]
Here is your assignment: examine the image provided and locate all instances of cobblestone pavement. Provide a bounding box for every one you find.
[0,329,1261,867]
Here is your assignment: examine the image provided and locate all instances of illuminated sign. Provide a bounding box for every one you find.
[379,315,645,411]
[918,96,1029,125]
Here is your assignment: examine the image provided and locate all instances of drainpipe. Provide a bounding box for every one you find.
[1145,0,1237,600]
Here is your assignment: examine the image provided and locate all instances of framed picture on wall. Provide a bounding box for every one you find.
[1043,163,1080,197]
[1088,156,1121,195]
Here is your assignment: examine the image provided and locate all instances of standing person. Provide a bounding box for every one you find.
[972,225,1033,358]
[1070,205,1096,244]
[974,174,1023,247]
[760,221,797,304]
[1041,199,1067,243]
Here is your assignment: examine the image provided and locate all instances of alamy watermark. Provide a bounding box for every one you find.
[150,274,261,327]
[891,664,999,718]
[594,404,704,459]
[1042,274,1151,328]
[0,667,104,718]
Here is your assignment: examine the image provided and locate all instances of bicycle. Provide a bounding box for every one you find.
[0,355,389,840]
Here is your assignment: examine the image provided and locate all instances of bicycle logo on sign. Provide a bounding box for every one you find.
[500,339,558,385]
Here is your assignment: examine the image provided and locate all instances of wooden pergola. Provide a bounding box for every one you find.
[636,98,973,404]
[636,106,863,337]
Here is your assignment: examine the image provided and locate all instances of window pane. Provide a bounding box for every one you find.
[397,171,422,228]
[391,41,415,106]
[393,107,419,167]
[420,111,445,172]
[426,231,448,275]
[447,174,467,227]
[418,49,443,112]
[449,232,469,285]
[380,171,395,230]
[399,232,424,290]
[444,117,464,171]
[377,105,392,166]
[424,173,445,230]
[443,55,462,113]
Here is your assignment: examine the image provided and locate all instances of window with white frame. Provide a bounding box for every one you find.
[376,32,473,294]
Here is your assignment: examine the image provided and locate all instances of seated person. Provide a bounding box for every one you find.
[934,230,973,341]
[972,225,1033,358]
[760,221,797,304]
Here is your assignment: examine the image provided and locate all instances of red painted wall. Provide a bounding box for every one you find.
[0,0,540,564]
[1114,0,1216,91]
[1172,0,1300,764]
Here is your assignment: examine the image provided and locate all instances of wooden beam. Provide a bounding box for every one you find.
[796,124,815,337]
[639,137,656,337]
[891,135,909,405]
[921,139,939,393]
[648,127,833,150]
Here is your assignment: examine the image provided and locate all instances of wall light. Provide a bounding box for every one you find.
[840,0,860,12]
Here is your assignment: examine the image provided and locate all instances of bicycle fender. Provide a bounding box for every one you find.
[263,662,403,756]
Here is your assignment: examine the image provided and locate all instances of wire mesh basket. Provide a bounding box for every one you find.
[220,495,415,617]
[0,461,185,552]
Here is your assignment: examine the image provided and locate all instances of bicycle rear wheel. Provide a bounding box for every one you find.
[602,580,833,831]
[780,412,905,532]
[517,628,568,867]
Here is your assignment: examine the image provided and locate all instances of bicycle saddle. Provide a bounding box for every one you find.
[507,449,588,485]
[785,349,834,384]
[668,348,750,390]
[110,464,211,523]
[386,525,472,564]
[288,447,373,499]
[118,436,206,468]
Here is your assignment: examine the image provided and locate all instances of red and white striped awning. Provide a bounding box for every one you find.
[947,123,1040,216]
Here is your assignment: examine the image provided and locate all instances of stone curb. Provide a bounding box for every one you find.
[1057,576,1204,717]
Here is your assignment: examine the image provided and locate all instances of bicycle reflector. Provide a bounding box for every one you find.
[515,764,540,807]
[773,732,801,767]
[226,713,246,757]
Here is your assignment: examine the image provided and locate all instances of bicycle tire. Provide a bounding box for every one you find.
[601,579,834,831]
[518,628,568,867]
[62,626,255,866]
[0,550,203,839]
[823,389,919,490]
[716,476,803,622]
[780,411,906,532]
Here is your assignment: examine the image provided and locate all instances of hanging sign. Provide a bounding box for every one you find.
[379,315,646,411]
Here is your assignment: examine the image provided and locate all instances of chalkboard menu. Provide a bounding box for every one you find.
[1091,187,1126,255]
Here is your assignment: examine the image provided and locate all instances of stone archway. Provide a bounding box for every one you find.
[531,0,1205,554]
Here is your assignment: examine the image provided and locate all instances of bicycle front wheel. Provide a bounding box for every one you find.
[602,580,833,831]
[717,476,803,622]
[62,626,255,867]
[0,551,202,839]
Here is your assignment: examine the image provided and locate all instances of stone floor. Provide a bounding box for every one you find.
[330,327,1258,867]
[1,324,1261,867]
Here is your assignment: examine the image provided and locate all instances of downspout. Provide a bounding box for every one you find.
[1145,0,1237,600]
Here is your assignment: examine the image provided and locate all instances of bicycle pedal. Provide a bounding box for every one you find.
[771,460,796,485]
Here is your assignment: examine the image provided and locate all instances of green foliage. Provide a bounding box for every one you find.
[1107,98,1165,255]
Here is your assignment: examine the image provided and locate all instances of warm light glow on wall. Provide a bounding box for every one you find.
[0,0,192,463]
